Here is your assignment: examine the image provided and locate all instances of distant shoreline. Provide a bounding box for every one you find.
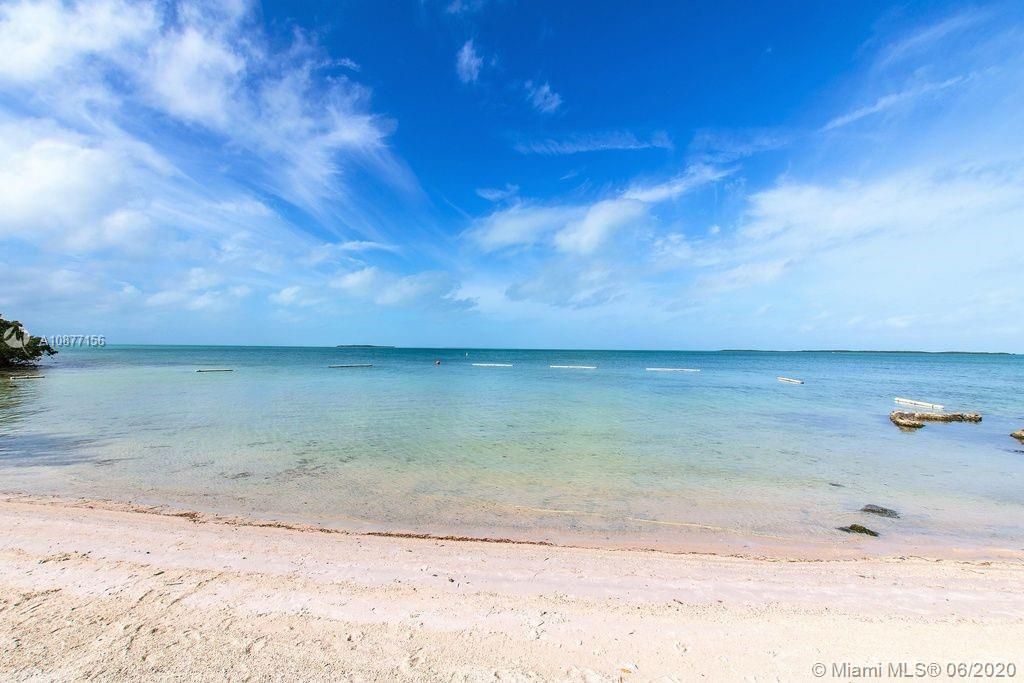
[51,344,1017,355]
[335,344,396,348]
[720,349,1017,355]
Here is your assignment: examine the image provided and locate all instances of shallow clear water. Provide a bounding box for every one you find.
[2,346,1022,556]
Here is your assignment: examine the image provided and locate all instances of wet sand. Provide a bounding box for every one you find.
[1,495,1022,681]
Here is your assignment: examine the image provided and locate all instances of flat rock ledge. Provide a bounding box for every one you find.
[890,411,982,429]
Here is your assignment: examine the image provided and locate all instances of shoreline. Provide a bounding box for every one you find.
[5,492,1021,563]
[2,496,1024,679]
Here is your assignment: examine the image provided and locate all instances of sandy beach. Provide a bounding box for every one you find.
[1,496,1022,681]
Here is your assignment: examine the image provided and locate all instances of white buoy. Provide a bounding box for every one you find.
[894,397,944,410]
[646,367,700,372]
[550,365,597,370]
[777,376,804,384]
[471,363,513,367]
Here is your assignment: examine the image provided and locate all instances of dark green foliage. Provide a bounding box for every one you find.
[0,315,57,368]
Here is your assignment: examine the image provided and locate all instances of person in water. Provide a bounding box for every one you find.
[434,359,441,366]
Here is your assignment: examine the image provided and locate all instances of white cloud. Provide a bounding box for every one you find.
[740,165,1023,249]
[445,0,485,14]
[456,40,482,83]
[146,25,245,128]
[623,164,734,203]
[475,183,519,202]
[688,128,790,163]
[822,76,966,131]
[677,161,1024,330]
[0,0,410,227]
[146,285,227,311]
[876,10,986,67]
[331,266,470,308]
[466,204,582,252]
[374,271,456,306]
[72,209,153,251]
[144,289,185,307]
[507,265,621,308]
[0,0,157,82]
[468,163,728,254]
[514,131,672,155]
[305,241,399,267]
[0,0,454,325]
[269,285,302,305]
[183,267,222,291]
[330,266,380,295]
[650,232,694,266]
[0,118,149,249]
[694,260,789,294]
[553,199,647,255]
[524,80,561,113]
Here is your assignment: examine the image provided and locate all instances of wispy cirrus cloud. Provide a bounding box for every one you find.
[514,130,672,155]
[688,128,790,163]
[445,0,486,15]
[622,164,735,203]
[524,79,561,113]
[456,39,483,83]
[476,183,519,202]
[822,75,967,131]
[875,9,987,67]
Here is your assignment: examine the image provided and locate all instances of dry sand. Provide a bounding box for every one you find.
[1,495,1022,681]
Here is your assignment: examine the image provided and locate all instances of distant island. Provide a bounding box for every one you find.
[719,349,1015,355]
[336,345,395,348]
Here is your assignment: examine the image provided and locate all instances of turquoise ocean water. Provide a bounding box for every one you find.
[2,346,1022,557]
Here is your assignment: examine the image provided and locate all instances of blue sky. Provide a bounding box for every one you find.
[1,0,1022,350]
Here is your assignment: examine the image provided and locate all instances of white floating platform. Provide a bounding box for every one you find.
[646,367,700,372]
[777,376,804,384]
[472,363,513,367]
[196,369,234,373]
[550,365,597,370]
[328,364,373,368]
[894,397,944,410]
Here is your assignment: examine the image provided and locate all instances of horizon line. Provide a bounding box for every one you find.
[56,344,1019,355]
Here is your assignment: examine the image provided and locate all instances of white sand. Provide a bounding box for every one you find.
[1,495,1022,681]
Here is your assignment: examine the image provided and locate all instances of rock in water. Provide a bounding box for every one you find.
[1012,430,1024,443]
[838,524,879,537]
[890,412,925,429]
[861,504,900,518]
[890,411,982,430]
